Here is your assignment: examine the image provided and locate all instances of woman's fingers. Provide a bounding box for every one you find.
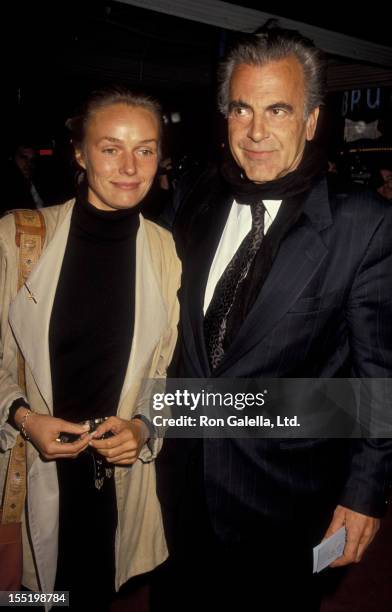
[41,435,90,460]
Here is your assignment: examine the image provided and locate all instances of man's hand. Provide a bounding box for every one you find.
[89,416,149,465]
[14,408,90,460]
[323,504,380,567]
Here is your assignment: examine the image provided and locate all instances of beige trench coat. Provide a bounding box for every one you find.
[0,201,180,604]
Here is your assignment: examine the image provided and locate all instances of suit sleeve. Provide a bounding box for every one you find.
[340,204,392,516]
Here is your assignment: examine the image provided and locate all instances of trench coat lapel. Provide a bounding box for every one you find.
[9,209,167,416]
[117,216,167,413]
[9,207,73,412]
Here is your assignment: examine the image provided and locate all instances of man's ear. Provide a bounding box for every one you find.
[306,107,320,141]
[75,148,86,170]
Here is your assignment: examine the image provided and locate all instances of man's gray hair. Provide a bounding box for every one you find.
[218,28,325,118]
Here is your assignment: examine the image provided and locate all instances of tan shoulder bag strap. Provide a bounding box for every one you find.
[1,209,46,525]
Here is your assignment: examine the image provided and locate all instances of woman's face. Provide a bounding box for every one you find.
[76,103,160,211]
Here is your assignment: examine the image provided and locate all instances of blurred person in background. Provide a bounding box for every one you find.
[377,167,392,201]
[2,142,45,214]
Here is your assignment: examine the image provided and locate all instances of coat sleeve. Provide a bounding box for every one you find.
[339,203,392,517]
[0,218,29,441]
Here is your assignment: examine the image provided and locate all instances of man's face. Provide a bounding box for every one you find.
[76,103,159,211]
[227,57,319,183]
[15,146,35,179]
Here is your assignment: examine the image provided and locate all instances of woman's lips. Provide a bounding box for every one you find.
[111,181,140,190]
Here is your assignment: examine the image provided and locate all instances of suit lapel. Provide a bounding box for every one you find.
[9,206,74,412]
[182,190,232,376]
[214,179,333,375]
[215,221,329,374]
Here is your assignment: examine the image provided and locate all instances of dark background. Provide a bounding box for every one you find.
[6,1,392,202]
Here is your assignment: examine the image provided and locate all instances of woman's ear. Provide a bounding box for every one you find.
[75,148,86,170]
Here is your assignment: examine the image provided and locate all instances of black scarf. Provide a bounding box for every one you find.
[219,141,327,351]
[220,140,327,202]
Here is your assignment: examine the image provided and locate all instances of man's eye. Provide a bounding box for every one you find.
[233,106,251,117]
[102,148,117,155]
[271,108,286,117]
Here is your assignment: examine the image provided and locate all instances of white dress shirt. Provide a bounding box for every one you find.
[203,199,282,313]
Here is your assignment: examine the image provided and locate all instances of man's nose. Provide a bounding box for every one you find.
[120,152,136,174]
[247,114,269,142]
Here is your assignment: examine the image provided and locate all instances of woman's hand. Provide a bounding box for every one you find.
[14,408,90,460]
[89,416,149,465]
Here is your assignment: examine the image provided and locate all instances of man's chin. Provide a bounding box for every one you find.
[242,164,297,184]
[242,169,278,184]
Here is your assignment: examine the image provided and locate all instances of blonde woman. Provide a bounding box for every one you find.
[0,86,180,611]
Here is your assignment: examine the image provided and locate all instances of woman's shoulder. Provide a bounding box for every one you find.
[0,201,75,253]
[40,200,75,236]
[40,199,74,218]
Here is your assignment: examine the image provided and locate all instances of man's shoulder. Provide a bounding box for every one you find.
[329,183,391,219]
[173,165,225,246]
[174,165,221,211]
[325,184,392,253]
[321,180,391,238]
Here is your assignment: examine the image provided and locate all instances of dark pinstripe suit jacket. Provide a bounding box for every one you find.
[171,172,392,545]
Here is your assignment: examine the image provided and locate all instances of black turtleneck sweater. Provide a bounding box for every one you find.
[49,196,139,422]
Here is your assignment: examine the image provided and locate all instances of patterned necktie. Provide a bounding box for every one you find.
[204,201,265,370]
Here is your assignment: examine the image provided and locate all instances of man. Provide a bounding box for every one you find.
[158,27,392,612]
[2,143,45,214]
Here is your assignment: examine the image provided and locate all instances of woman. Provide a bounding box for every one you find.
[0,86,180,611]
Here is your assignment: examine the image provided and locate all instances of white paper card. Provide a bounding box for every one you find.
[313,526,346,573]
